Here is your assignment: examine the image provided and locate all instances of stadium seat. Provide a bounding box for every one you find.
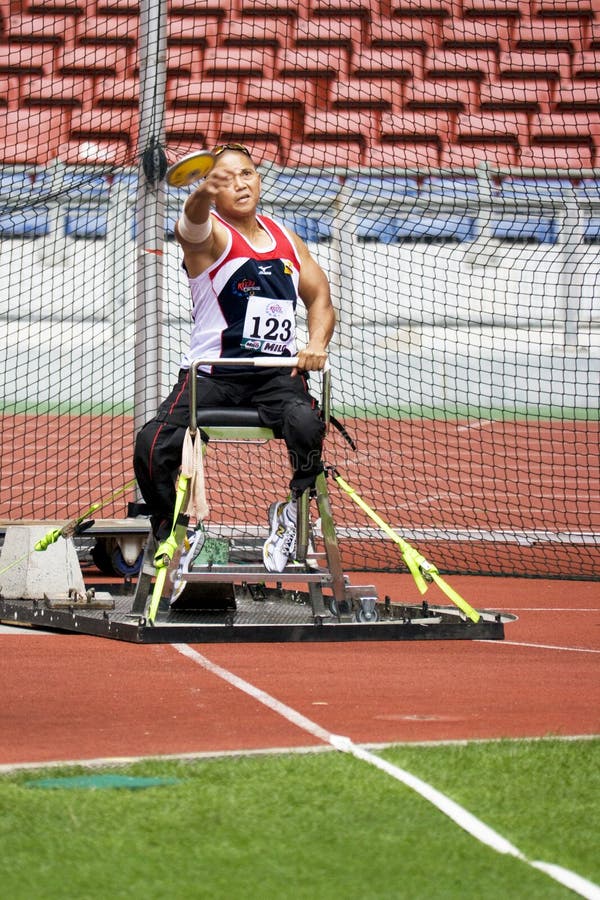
[76,15,139,47]
[518,144,595,169]
[530,0,595,15]
[70,108,138,149]
[57,47,130,78]
[588,21,600,50]
[461,0,522,15]
[380,110,453,144]
[0,45,55,76]
[27,0,92,12]
[369,141,441,168]
[203,46,276,79]
[96,0,139,13]
[488,214,558,242]
[329,78,396,111]
[355,211,477,242]
[0,75,19,109]
[218,108,295,159]
[244,77,316,111]
[165,46,197,79]
[21,75,94,109]
[497,177,576,202]
[352,48,423,79]
[405,77,477,110]
[56,138,135,164]
[419,175,480,202]
[294,17,363,51]
[234,0,310,15]
[165,109,219,149]
[94,76,138,107]
[456,111,529,148]
[34,170,111,202]
[168,0,227,15]
[369,15,438,50]
[0,208,51,238]
[441,142,518,168]
[168,15,220,47]
[581,217,600,242]
[286,140,363,168]
[312,0,372,15]
[5,13,77,45]
[424,48,499,80]
[498,49,571,81]
[441,17,511,50]
[572,51,600,80]
[261,171,342,205]
[479,79,552,112]
[0,108,66,164]
[530,111,600,148]
[390,0,457,16]
[0,170,37,201]
[277,47,349,79]
[278,211,333,242]
[303,110,375,149]
[513,18,587,52]
[167,77,238,110]
[63,206,109,238]
[344,174,419,202]
[554,80,600,110]
[220,15,289,47]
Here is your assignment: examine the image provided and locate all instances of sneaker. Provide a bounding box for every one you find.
[263,500,297,573]
[169,527,205,605]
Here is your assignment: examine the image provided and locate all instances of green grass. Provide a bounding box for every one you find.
[0,739,597,900]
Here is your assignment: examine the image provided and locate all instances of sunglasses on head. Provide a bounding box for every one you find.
[212,143,253,158]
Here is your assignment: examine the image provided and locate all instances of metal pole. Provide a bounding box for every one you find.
[133,0,168,436]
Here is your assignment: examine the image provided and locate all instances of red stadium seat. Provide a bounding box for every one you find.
[277,47,349,78]
[303,110,375,147]
[518,144,594,169]
[166,46,198,78]
[95,0,139,13]
[405,76,478,110]
[220,16,290,47]
[425,48,499,80]
[27,0,92,13]
[369,16,439,50]
[530,0,595,16]
[352,48,423,79]
[572,51,600,80]
[21,75,94,109]
[441,142,517,168]
[70,108,138,149]
[369,141,441,169]
[498,49,571,80]
[58,46,130,77]
[5,13,77,45]
[380,109,453,143]
[531,111,600,145]
[312,0,373,14]
[94,75,138,107]
[168,0,228,15]
[0,76,19,109]
[441,17,511,50]
[55,138,132,165]
[0,108,66,164]
[588,21,600,50]
[76,15,139,47]
[514,18,587,52]
[286,140,364,168]
[456,110,529,146]
[479,78,553,112]
[461,0,523,15]
[329,78,397,111]
[0,45,55,76]
[554,80,600,111]
[165,109,219,149]
[168,16,220,47]
[218,107,295,152]
[390,0,457,16]
[294,17,363,50]
[234,0,310,16]
[203,46,276,79]
[167,76,238,109]
[244,77,316,109]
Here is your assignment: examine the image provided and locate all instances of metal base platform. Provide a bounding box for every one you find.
[0,587,514,644]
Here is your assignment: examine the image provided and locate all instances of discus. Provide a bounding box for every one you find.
[165,150,215,187]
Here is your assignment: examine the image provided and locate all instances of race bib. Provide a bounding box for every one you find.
[241,296,296,355]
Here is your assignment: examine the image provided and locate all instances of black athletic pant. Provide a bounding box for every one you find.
[133,367,326,540]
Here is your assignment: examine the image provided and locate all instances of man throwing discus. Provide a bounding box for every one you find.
[133,143,336,573]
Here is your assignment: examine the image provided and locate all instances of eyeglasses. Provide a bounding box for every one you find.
[212,143,253,159]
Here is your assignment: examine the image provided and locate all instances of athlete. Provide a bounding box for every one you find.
[133,143,336,573]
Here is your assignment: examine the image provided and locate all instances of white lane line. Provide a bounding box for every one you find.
[479,640,600,654]
[174,643,600,900]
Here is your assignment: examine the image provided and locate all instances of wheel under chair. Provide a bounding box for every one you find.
[130,358,378,625]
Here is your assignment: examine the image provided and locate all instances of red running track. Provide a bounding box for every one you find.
[1,575,598,767]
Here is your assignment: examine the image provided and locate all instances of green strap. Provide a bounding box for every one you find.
[147,473,190,624]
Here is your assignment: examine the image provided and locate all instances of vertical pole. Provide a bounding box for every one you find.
[133,0,168,436]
